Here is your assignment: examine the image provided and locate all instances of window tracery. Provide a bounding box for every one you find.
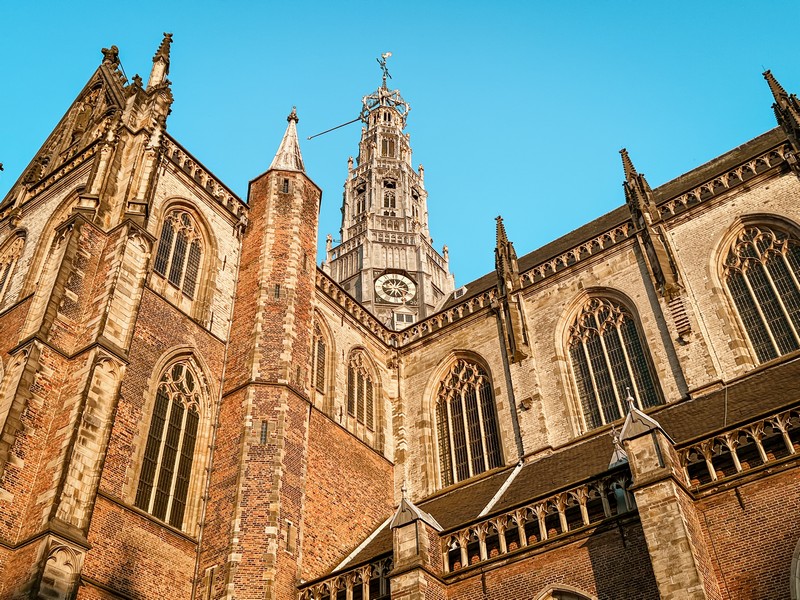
[568,297,662,430]
[0,236,24,304]
[134,362,204,530]
[723,224,800,363]
[347,351,375,430]
[436,359,502,487]
[153,210,202,299]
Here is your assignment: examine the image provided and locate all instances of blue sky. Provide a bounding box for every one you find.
[2,1,799,285]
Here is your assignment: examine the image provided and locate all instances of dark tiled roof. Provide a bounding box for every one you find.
[331,355,800,574]
[440,127,786,312]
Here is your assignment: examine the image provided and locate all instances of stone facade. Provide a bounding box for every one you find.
[0,37,799,600]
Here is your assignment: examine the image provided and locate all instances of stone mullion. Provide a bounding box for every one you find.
[599,481,612,518]
[148,390,174,514]
[780,250,800,298]
[615,322,643,408]
[748,424,769,464]
[742,267,781,356]
[494,517,508,554]
[475,523,488,561]
[555,497,568,534]
[596,324,624,419]
[761,254,800,345]
[533,504,547,541]
[163,398,190,524]
[445,397,458,484]
[459,390,474,478]
[579,338,605,426]
[473,380,490,472]
[457,531,469,567]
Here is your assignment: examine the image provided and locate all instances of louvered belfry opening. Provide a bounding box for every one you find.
[436,359,502,487]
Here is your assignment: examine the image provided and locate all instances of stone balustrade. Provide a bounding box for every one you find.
[298,557,392,600]
[678,403,800,488]
[441,468,635,574]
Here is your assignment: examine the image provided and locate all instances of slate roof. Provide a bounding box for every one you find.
[440,127,786,311]
[328,354,800,576]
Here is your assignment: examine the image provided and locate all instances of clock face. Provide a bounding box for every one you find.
[374,273,417,304]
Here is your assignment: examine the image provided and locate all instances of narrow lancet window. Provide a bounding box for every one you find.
[346,351,375,430]
[154,210,203,298]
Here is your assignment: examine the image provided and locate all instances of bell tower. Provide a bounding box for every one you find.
[326,55,455,329]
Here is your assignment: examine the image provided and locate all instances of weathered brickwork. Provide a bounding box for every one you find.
[2,38,800,600]
[301,408,394,580]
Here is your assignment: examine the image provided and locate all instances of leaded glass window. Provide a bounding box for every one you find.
[311,324,326,393]
[154,211,203,299]
[724,224,800,363]
[436,359,503,486]
[135,362,203,530]
[347,351,374,430]
[568,297,662,430]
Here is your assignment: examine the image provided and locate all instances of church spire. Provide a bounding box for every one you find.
[269,107,305,173]
[147,33,172,90]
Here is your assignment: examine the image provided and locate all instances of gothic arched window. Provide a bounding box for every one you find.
[135,362,204,530]
[153,210,203,299]
[723,224,800,363]
[311,323,326,393]
[347,351,374,430]
[436,359,503,486]
[0,236,24,304]
[568,297,662,430]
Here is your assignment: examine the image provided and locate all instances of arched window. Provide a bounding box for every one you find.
[0,235,24,304]
[568,297,662,430]
[436,359,502,486]
[723,224,800,363]
[153,210,202,299]
[135,362,203,530]
[347,351,374,430]
[311,323,326,393]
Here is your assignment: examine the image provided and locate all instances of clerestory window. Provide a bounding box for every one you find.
[568,297,662,430]
[723,224,800,363]
[153,210,202,299]
[347,351,375,430]
[436,359,503,486]
[134,362,204,530]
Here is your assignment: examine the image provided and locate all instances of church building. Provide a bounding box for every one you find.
[0,34,798,600]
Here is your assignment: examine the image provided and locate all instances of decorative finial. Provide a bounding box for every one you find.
[287,106,299,123]
[620,148,637,180]
[377,52,393,87]
[154,33,173,62]
[401,480,408,499]
[101,45,120,67]
[626,387,635,412]
[763,69,788,102]
[496,215,508,244]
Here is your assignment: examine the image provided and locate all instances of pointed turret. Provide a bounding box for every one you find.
[495,215,519,294]
[269,107,305,173]
[764,70,800,169]
[147,33,172,90]
[620,148,657,224]
[620,149,683,300]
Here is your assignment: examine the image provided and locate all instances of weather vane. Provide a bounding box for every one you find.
[377,52,392,86]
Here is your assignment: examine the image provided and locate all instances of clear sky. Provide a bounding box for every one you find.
[2,1,799,286]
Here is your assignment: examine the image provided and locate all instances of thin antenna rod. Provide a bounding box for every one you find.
[307,116,362,140]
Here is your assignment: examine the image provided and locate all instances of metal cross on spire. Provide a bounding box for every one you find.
[377,52,392,87]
